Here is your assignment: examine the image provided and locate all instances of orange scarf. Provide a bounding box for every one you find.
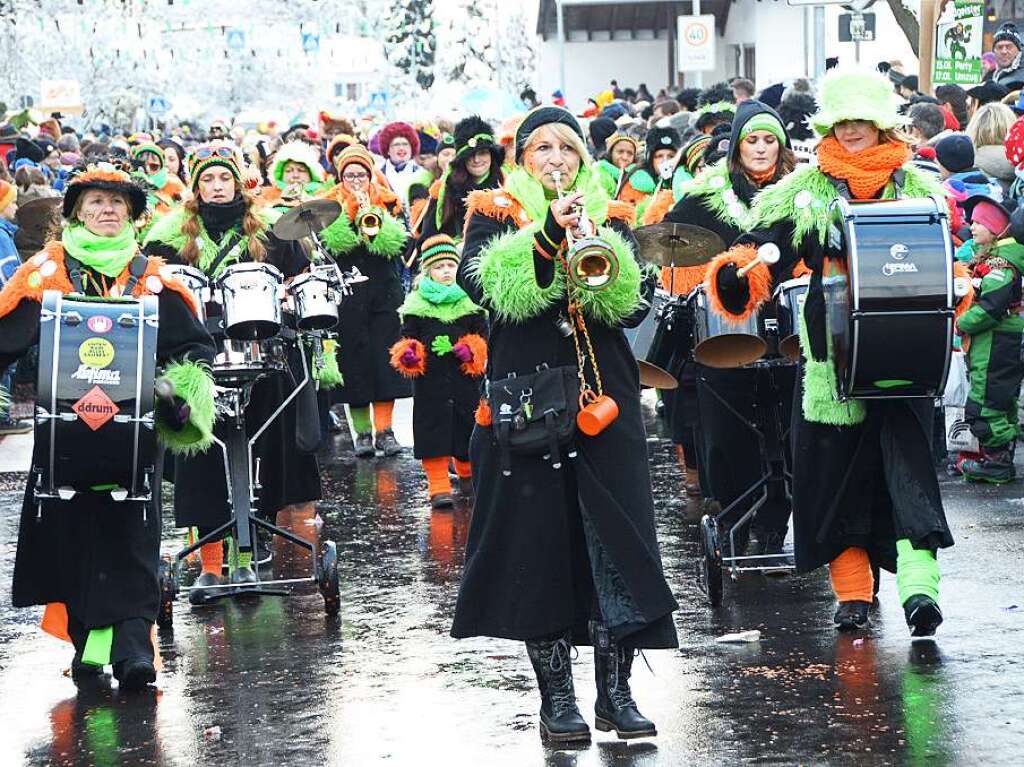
[816,136,910,200]
[746,165,777,186]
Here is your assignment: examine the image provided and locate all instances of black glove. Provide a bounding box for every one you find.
[156,396,191,432]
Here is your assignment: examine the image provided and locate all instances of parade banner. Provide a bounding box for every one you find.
[933,0,984,85]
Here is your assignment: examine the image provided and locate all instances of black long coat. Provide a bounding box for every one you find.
[145,229,322,528]
[450,206,678,649]
[400,310,487,459]
[2,267,215,629]
[329,246,411,407]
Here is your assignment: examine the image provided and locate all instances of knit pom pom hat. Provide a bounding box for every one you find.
[811,68,903,136]
[334,144,376,176]
[420,234,460,272]
[187,142,244,192]
[271,140,325,188]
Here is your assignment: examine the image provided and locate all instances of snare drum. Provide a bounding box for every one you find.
[773,277,810,362]
[212,339,286,387]
[625,289,679,389]
[161,264,210,323]
[34,290,158,501]
[289,272,338,331]
[218,262,283,340]
[690,284,767,368]
[827,197,954,398]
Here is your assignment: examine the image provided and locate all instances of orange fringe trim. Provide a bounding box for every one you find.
[475,398,492,426]
[456,333,488,377]
[660,264,708,296]
[791,259,812,279]
[641,189,674,226]
[953,261,975,323]
[703,244,772,321]
[464,188,527,229]
[389,338,427,377]
[618,183,648,205]
[606,199,636,227]
[0,242,197,319]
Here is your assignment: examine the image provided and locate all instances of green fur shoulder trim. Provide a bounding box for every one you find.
[467,222,643,325]
[143,206,190,251]
[399,290,485,322]
[677,162,752,229]
[748,165,837,248]
[156,359,216,455]
[320,207,360,255]
[900,164,945,198]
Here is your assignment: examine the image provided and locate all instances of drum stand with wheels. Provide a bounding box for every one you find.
[158,346,341,626]
[697,361,795,607]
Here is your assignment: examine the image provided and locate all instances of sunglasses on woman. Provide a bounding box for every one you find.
[193,145,235,161]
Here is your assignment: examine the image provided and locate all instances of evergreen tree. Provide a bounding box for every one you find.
[384,0,437,96]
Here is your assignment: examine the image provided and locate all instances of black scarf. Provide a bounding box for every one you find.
[198,194,247,242]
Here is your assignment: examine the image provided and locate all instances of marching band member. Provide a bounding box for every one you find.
[259,140,330,211]
[705,70,958,636]
[617,125,682,221]
[143,143,322,601]
[593,132,639,198]
[665,101,800,556]
[390,235,487,507]
[411,116,505,243]
[319,145,410,456]
[0,165,216,689]
[451,106,677,743]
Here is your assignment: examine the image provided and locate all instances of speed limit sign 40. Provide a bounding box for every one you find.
[677,14,716,71]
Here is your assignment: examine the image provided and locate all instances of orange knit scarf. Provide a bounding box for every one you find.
[746,165,777,186]
[816,136,910,200]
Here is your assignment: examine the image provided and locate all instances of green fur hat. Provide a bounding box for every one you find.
[811,68,902,136]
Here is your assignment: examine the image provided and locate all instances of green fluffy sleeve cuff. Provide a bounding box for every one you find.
[320,210,360,256]
[156,360,216,455]
[471,223,562,323]
[315,338,344,390]
[365,209,408,259]
[798,307,865,426]
[573,225,644,325]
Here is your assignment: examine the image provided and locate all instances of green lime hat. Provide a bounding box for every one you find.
[811,68,903,136]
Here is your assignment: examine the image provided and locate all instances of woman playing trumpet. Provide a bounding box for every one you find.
[318,145,410,456]
[451,107,678,744]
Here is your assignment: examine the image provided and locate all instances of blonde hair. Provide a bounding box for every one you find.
[967,102,1016,148]
[521,122,591,172]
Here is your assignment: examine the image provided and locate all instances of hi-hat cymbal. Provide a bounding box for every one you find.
[272,199,341,241]
[634,223,726,268]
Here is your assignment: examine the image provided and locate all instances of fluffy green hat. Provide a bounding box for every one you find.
[811,68,902,136]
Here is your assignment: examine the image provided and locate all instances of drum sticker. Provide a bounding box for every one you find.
[87,315,113,334]
[72,385,118,431]
[79,337,115,369]
[72,364,121,385]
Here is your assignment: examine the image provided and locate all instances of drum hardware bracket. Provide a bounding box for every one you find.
[63,312,82,326]
[118,313,137,328]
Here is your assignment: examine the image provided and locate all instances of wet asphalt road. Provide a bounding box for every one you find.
[1,398,1024,766]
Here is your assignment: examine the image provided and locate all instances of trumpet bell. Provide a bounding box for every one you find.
[358,210,382,238]
[567,239,619,291]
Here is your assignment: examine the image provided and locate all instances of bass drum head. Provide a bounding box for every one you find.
[695,334,767,369]
[637,360,678,390]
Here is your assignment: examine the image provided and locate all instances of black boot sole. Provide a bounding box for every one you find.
[118,663,156,691]
[539,721,591,743]
[595,715,657,739]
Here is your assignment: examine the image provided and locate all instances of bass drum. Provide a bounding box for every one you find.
[34,290,158,502]
[826,197,954,399]
[624,289,679,389]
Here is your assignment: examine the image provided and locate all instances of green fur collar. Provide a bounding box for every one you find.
[143,206,276,277]
[504,165,610,226]
[320,204,408,259]
[678,161,752,230]
[399,289,484,322]
[467,221,644,325]
[749,163,944,248]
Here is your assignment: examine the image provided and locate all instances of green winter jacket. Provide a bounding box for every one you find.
[957,239,1024,337]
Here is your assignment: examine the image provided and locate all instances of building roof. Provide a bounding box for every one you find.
[536,0,730,41]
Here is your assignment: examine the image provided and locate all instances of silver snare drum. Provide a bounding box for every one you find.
[217,262,283,340]
[773,277,809,362]
[161,264,210,323]
[289,272,339,331]
[690,284,766,368]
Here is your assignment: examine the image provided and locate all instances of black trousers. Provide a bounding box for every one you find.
[67,614,152,667]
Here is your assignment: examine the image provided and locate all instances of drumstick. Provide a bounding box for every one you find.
[736,243,781,277]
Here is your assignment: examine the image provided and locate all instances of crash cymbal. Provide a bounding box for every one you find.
[633,223,726,268]
[272,199,341,241]
[637,360,678,390]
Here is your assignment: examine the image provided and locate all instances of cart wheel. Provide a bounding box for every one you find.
[699,515,723,607]
[318,541,341,616]
[157,556,177,628]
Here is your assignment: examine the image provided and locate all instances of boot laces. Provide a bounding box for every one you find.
[608,646,637,709]
[547,638,578,715]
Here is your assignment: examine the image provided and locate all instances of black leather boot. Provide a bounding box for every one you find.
[525,634,590,743]
[590,621,656,739]
[834,600,871,630]
[903,594,943,638]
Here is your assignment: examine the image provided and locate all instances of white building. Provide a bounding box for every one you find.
[536,0,919,111]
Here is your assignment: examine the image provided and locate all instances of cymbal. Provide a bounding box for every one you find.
[272,199,341,241]
[638,360,678,390]
[634,223,726,268]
